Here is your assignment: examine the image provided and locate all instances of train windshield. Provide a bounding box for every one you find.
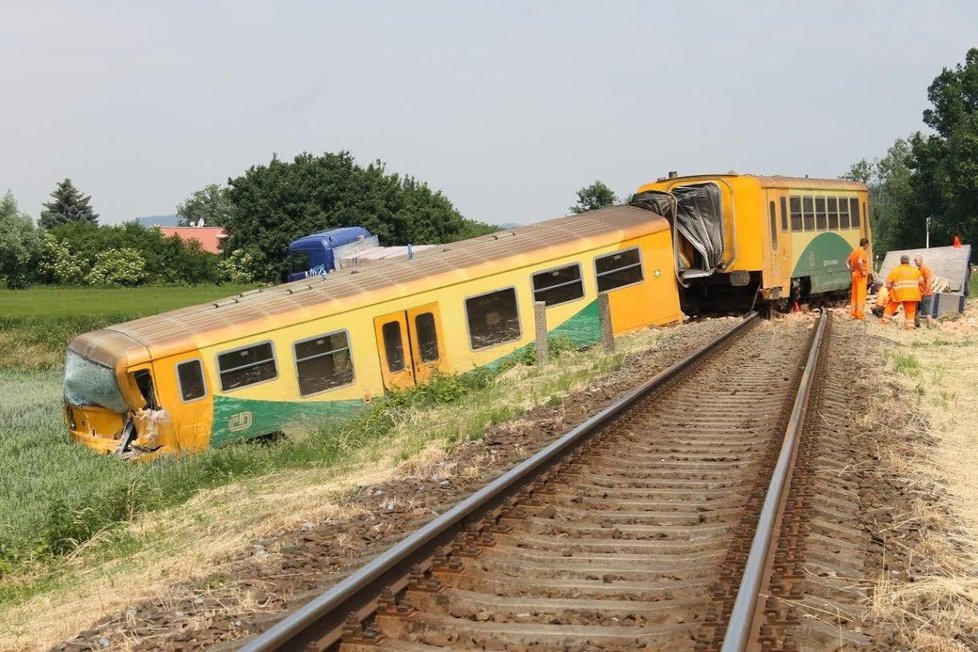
[632,184,725,282]
[64,350,129,413]
[672,183,724,279]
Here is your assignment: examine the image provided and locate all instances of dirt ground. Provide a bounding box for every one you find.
[7,306,978,651]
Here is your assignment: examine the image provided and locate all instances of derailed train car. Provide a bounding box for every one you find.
[634,174,871,312]
[63,173,870,457]
[64,206,682,457]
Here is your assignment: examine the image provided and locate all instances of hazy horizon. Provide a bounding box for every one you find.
[2,1,976,226]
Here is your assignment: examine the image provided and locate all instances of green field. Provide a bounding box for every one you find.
[0,285,262,318]
[0,285,258,370]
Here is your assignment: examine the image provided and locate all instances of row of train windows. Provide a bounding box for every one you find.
[174,331,356,403]
[785,196,862,233]
[176,248,645,400]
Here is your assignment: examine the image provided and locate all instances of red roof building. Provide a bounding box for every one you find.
[160,227,226,254]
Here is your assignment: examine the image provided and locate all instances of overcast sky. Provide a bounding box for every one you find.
[1,1,976,226]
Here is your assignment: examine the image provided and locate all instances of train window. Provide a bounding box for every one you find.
[381,321,406,372]
[802,196,815,231]
[789,197,802,231]
[827,197,840,230]
[815,197,827,231]
[839,198,851,229]
[177,359,206,402]
[414,313,440,362]
[294,331,354,396]
[466,288,521,350]
[217,341,277,391]
[851,198,861,228]
[595,248,644,292]
[532,264,584,306]
[780,197,788,231]
[769,201,778,250]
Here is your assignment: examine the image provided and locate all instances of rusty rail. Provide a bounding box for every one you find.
[720,309,829,651]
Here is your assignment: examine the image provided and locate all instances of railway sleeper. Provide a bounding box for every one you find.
[373,610,694,650]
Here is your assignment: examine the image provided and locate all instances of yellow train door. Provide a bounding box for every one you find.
[374,303,446,391]
[767,191,792,295]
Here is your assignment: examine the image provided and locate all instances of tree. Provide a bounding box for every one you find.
[0,192,42,288]
[569,181,618,214]
[222,151,496,281]
[176,183,233,227]
[907,47,978,248]
[39,178,99,229]
[843,138,914,253]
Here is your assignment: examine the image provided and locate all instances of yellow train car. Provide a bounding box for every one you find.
[633,173,871,310]
[64,207,682,457]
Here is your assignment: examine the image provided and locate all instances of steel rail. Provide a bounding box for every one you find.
[241,312,760,651]
[721,309,829,651]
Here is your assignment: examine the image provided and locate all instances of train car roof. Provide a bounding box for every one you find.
[640,174,867,192]
[70,206,669,365]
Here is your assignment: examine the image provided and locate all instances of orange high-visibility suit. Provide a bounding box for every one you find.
[846,246,869,319]
[918,263,933,297]
[882,263,923,330]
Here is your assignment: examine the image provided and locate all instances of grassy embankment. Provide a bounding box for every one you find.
[0,284,639,642]
[868,292,978,646]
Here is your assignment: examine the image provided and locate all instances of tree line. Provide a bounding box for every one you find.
[0,152,497,288]
[845,47,978,256]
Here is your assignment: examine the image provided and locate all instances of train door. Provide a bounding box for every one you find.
[768,191,792,295]
[373,303,446,391]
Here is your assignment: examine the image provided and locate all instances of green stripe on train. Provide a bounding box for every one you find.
[487,299,602,370]
[209,300,603,445]
[211,395,363,446]
[791,232,854,293]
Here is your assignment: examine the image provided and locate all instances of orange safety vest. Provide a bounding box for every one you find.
[847,247,869,279]
[886,264,922,302]
[918,263,933,296]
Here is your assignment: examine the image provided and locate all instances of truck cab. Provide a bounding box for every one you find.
[287,227,373,281]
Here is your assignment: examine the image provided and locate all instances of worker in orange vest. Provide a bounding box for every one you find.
[846,237,870,320]
[881,255,923,330]
[914,255,935,328]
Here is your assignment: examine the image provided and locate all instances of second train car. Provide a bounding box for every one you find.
[64,206,682,457]
[633,173,871,311]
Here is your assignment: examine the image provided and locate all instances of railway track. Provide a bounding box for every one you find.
[241,311,836,651]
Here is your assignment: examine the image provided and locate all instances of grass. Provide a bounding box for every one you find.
[891,352,922,377]
[0,285,259,370]
[0,326,621,591]
[869,298,978,648]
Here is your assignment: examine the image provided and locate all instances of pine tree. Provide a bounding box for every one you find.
[39,178,99,229]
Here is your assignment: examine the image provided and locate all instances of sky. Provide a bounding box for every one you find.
[1,1,976,226]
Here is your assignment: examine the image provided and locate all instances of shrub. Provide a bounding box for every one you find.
[86,248,148,286]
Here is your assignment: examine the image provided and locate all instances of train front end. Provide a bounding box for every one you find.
[63,330,172,457]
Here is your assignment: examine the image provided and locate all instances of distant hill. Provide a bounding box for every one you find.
[134,214,180,227]
[497,222,521,230]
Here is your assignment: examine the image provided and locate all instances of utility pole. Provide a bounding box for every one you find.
[926,216,931,249]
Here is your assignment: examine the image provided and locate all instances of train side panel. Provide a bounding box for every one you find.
[175,233,681,449]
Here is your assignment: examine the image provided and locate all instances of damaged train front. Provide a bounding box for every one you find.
[63,329,172,458]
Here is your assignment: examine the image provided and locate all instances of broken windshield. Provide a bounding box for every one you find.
[64,350,129,413]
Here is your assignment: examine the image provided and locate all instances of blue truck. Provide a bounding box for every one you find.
[287,227,434,281]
